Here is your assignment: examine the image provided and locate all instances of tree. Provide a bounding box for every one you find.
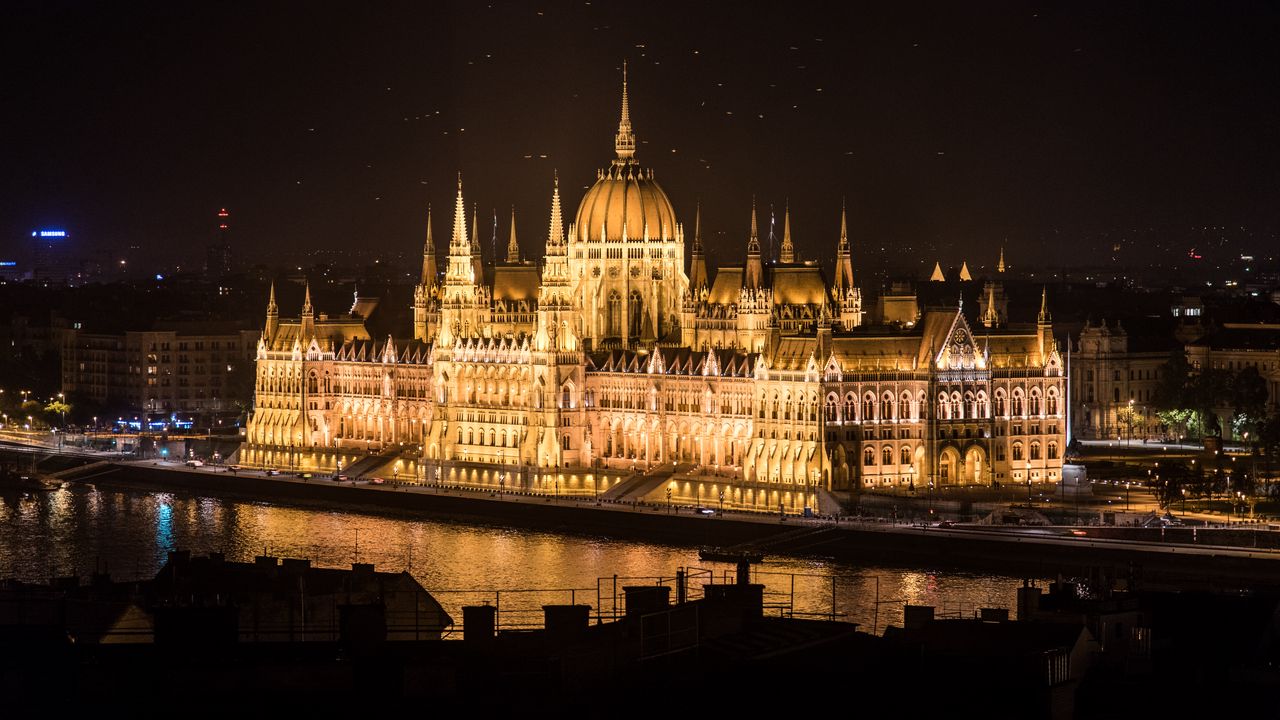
[1231,366,1269,439]
[45,399,71,427]
[1153,349,1192,413]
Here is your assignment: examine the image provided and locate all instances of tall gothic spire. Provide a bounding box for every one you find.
[450,174,468,253]
[421,205,437,285]
[838,199,850,254]
[780,201,795,263]
[470,204,484,279]
[692,201,703,253]
[1038,285,1051,323]
[745,198,763,290]
[997,246,1006,273]
[299,280,315,338]
[264,281,279,340]
[833,200,855,292]
[614,60,636,162]
[506,206,520,263]
[547,172,564,250]
[470,205,480,256]
[689,201,708,290]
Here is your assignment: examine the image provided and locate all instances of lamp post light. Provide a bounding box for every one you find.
[1125,481,1131,513]
[1026,461,1033,508]
[1127,399,1134,447]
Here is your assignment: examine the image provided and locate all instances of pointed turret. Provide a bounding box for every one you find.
[614,60,636,162]
[300,280,315,339]
[929,261,946,282]
[980,280,1000,328]
[420,205,437,286]
[689,201,708,290]
[470,204,484,279]
[833,200,855,291]
[745,198,763,290]
[779,201,795,263]
[997,246,1006,273]
[1037,285,1052,364]
[537,174,575,352]
[959,261,972,282]
[506,206,520,263]
[264,281,279,340]
[450,174,468,255]
[547,172,564,250]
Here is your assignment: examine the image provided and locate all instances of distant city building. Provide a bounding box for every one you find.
[0,258,21,282]
[59,321,259,422]
[1071,320,1280,442]
[243,71,1067,506]
[204,208,234,278]
[30,228,77,284]
[1070,319,1177,441]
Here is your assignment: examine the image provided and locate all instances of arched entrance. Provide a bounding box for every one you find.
[937,446,962,486]
[962,445,987,486]
[831,444,849,490]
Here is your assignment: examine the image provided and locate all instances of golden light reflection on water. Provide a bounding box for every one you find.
[0,486,1039,634]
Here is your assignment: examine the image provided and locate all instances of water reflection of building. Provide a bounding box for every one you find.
[244,70,1065,509]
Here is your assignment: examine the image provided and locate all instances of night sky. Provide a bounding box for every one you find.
[3,1,1278,273]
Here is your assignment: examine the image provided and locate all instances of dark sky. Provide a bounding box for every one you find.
[3,1,1277,273]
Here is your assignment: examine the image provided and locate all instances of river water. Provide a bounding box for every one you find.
[0,484,1034,634]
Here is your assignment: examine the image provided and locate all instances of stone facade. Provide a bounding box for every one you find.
[244,78,1066,509]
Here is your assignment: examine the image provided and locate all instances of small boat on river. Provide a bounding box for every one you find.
[698,546,764,564]
[0,467,63,492]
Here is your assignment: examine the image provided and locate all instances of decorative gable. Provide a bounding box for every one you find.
[934,310,984,371]
[823,353,842,382]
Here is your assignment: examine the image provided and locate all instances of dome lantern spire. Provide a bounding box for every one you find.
[614,60,636,163]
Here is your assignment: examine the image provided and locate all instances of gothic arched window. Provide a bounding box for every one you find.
[607,291,622,336]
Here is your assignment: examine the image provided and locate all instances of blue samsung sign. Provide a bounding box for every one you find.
[32,229,67,238]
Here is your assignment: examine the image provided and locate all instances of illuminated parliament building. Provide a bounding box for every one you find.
[243,71,1066,512]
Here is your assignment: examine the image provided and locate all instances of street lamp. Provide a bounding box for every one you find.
[1026,461,1033,507]
[1125,481,1131,513]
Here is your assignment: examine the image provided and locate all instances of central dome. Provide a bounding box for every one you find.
[573,165,678,243]
[571,61,678,244]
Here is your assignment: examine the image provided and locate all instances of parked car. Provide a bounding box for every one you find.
[265,468,281,476]
[185,460,204,468]
[693,506,714,515]
[370,477,386,485]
